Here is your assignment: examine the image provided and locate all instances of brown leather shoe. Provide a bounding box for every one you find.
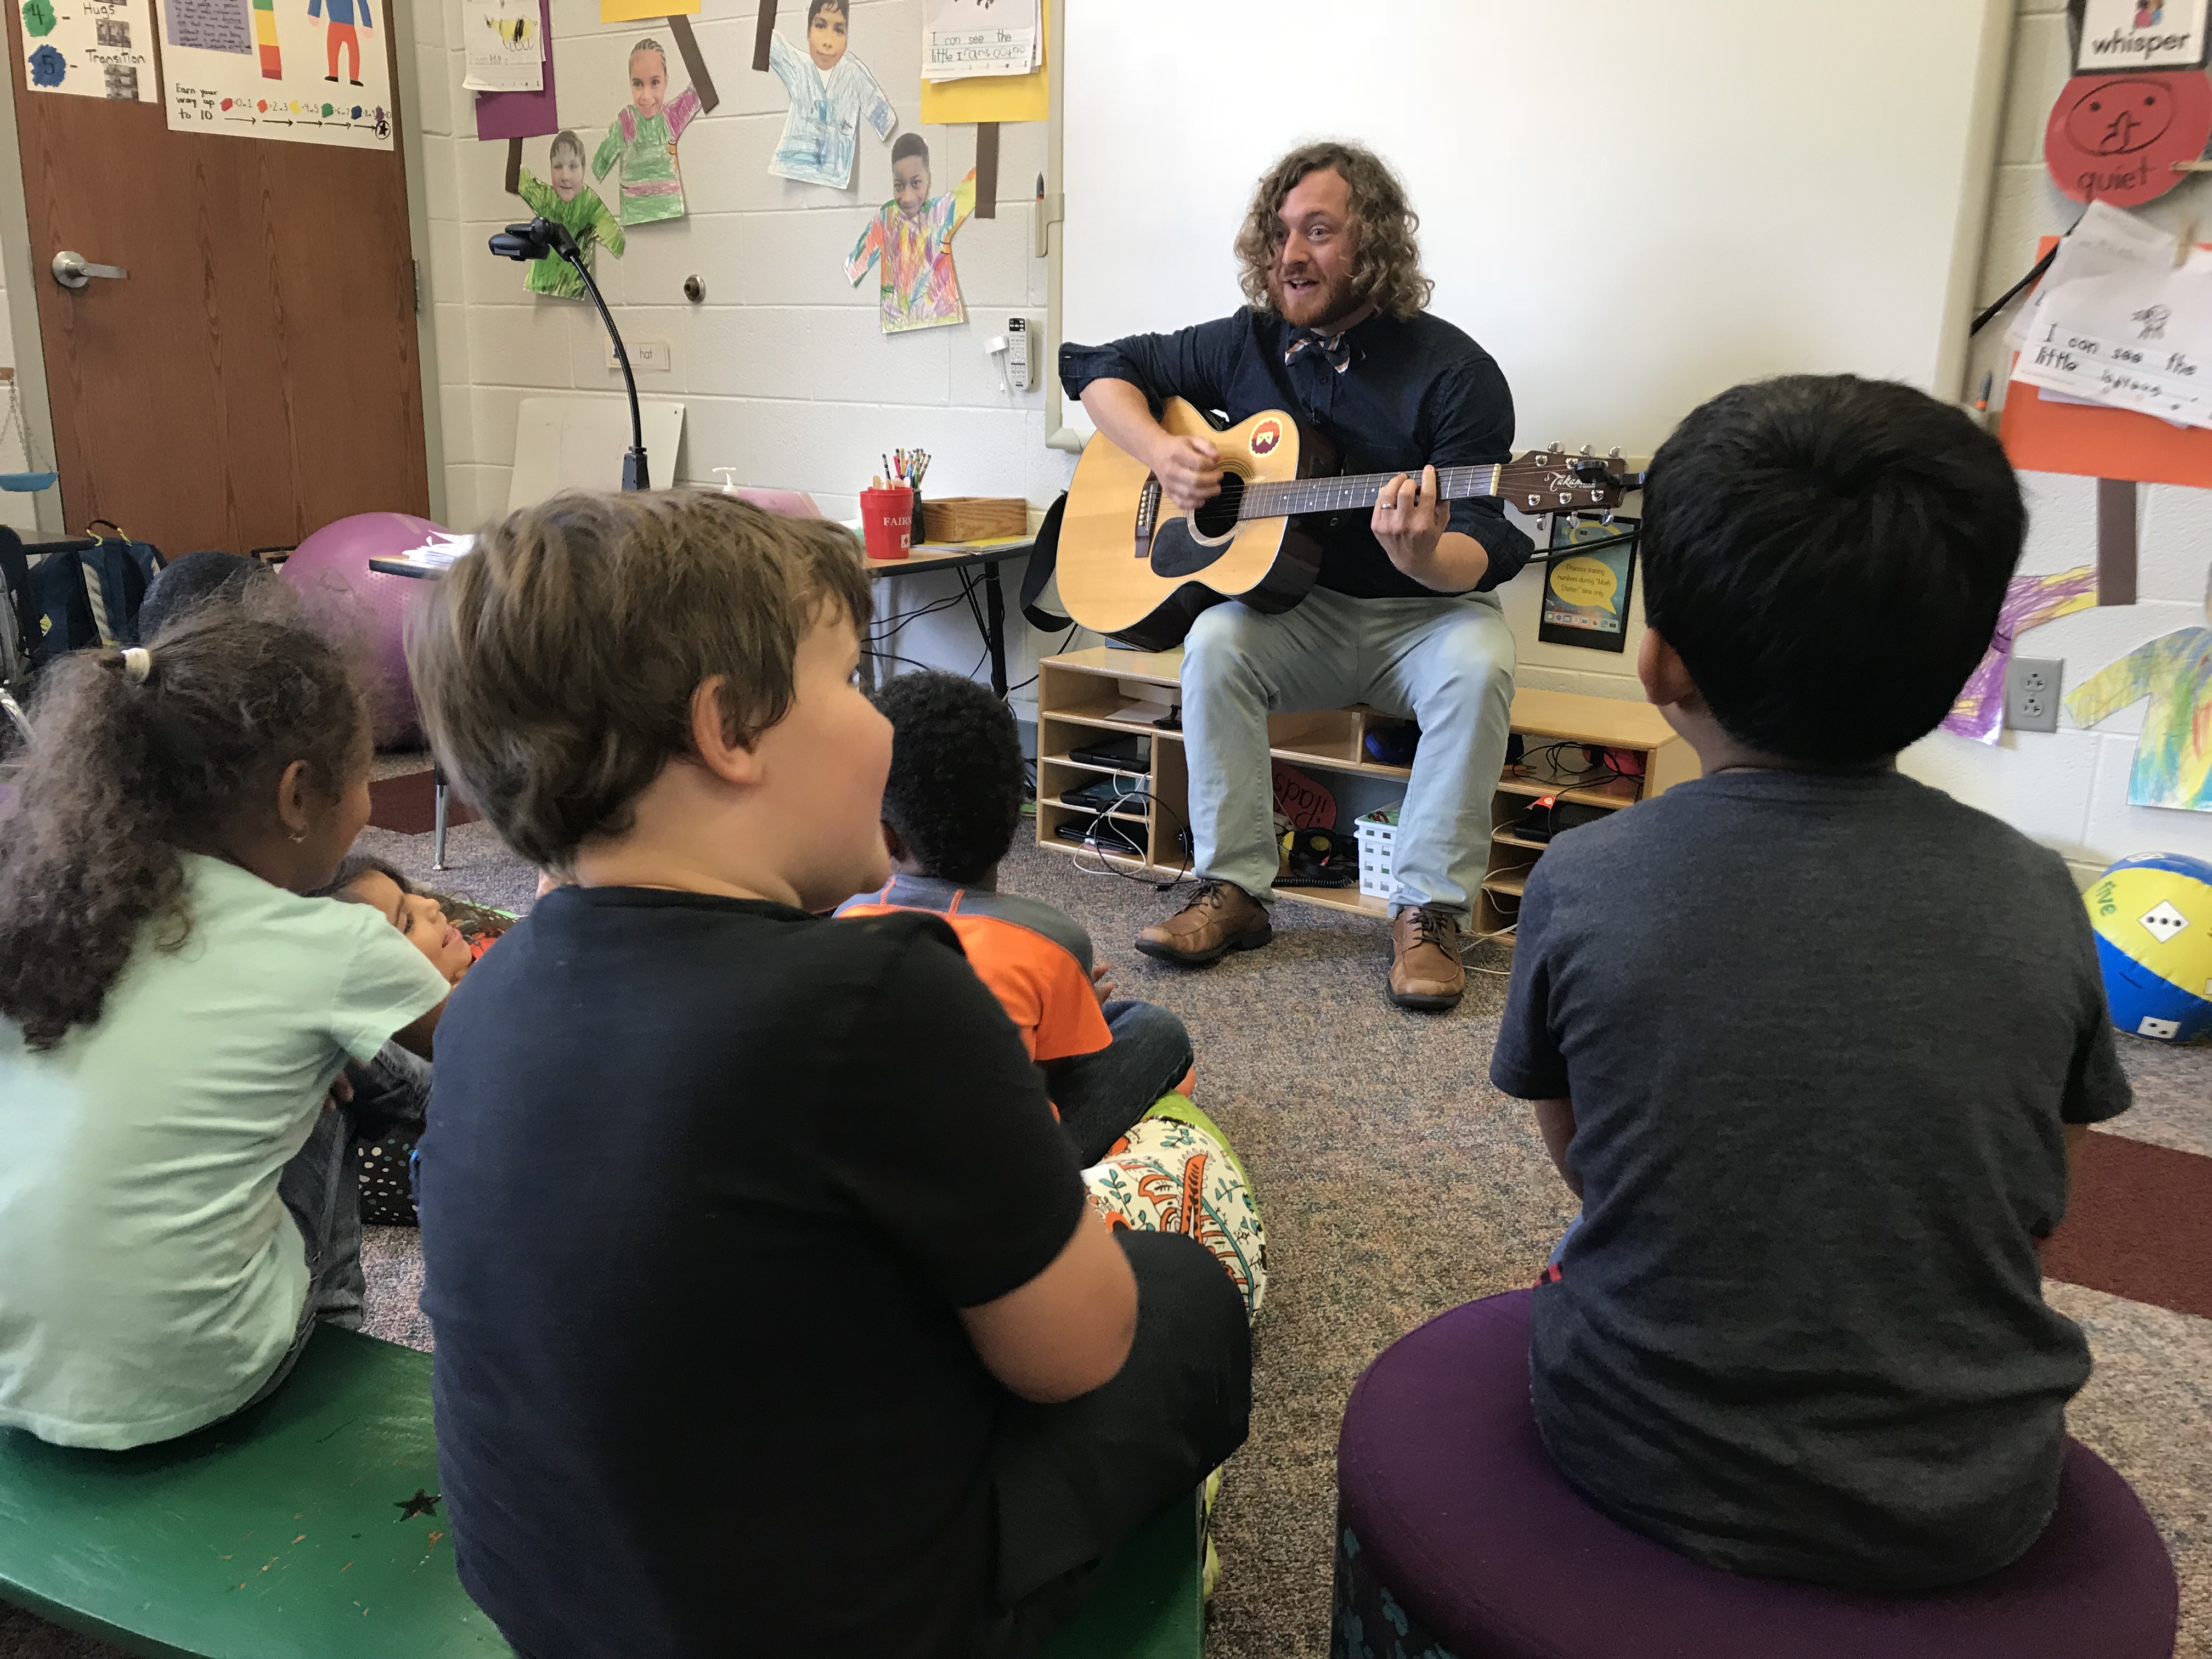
[1389,905,1465,1011]
[1135,881,1273,967]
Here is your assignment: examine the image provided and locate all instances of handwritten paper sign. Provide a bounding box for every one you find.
[924,0,1039,80]
[2012,253,2212,427]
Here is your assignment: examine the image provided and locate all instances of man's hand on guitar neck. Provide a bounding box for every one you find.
[1080,379,1223,510]
[1374,465,1491,592]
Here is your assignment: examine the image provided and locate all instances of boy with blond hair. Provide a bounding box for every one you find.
[405,492,1248,1659]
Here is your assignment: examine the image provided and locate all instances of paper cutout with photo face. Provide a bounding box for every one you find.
[767,0,894,188]
[515,129,626,298]
[593,35,703,224]
[845,136,975,333]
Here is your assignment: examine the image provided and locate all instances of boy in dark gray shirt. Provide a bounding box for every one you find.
[1491,374,2132,1592]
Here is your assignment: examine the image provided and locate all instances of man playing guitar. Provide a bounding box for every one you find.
[1060,140,1532,1011]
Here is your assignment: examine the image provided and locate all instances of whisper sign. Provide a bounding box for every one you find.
[2076,0,2211,74]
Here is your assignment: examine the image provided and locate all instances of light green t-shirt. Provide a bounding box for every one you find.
[0,853,450,1448]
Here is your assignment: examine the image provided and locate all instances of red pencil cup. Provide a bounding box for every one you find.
[860,486,914,561]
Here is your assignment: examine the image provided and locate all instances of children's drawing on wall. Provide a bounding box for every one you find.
[511,130,625,300]
[1944,566,2100,743]
[847,134,977,334]
[595,34,709,225]
[2066,565,2212,811]
[767,0,894,189]
[462,0,543,94]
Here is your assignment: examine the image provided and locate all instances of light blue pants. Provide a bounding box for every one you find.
[1179,585,1517,919]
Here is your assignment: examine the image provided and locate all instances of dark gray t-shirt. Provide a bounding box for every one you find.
[1490,768,2131,1592]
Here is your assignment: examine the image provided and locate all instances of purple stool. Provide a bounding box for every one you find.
[1333,1290,2177,1659]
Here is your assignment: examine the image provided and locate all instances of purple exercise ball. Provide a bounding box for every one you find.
[278,511,448,748]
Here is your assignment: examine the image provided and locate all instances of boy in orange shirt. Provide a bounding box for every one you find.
[840,672,1194,1163]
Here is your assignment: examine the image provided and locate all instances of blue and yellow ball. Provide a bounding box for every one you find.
[2086,853,2212,1043]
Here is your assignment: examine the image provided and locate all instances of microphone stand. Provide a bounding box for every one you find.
[489,217,647,490]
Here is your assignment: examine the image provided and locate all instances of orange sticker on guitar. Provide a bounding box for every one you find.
[1249,419,1283,456]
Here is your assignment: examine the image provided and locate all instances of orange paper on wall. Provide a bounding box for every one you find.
[2001,235,2212,489]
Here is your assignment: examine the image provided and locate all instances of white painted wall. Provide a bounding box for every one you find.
[1910,0,2212,879]
[0,276,41,533]
[407,0,1077,712]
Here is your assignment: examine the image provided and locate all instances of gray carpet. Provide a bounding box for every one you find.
[5,810,2210,1659]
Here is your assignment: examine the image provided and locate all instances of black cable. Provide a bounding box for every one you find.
[1051,785,1195,894]
[1969,208,2085,337]
[1006,624,1080,698]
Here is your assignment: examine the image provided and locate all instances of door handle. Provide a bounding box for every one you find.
[51,251,127,290]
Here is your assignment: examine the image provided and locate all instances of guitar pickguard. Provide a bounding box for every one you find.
[1149,515,1232,579]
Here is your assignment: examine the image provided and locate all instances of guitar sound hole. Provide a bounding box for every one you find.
[1190,472,1245,540]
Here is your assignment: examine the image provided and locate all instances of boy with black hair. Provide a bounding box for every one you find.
[406,493,1248,1659]
[1492,375,2131,1591]
[838,670,1194,1164]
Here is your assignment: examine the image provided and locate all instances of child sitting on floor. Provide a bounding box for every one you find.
[838,670,1194,1163]
[838,670,1265,1316]
[323,854,511,1224]
[405,490,1250,1659]
[0,599,450,1449]
[1491,374,2132,1592]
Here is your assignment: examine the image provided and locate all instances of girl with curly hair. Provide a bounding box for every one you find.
[0,598,451,1448]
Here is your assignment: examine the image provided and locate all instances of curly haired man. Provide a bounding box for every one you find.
[1060,141,1533,1011]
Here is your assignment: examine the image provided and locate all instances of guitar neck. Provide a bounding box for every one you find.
[1239,464,1503,520]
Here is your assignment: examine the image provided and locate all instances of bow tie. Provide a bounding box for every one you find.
[1283,325,1355,374]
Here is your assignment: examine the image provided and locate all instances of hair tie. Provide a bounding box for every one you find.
[122,647,153,684]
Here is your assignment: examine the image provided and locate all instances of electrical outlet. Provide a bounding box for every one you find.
[2005,656,2063,733]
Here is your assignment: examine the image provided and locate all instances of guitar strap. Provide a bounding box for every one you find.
[1015,490,1073,633]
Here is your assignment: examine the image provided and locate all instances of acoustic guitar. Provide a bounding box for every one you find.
[1058,397,1638,651]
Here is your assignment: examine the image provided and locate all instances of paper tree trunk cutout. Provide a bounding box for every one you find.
[766,13,894,188]
[847,156,976,333]
[2068,626,2212,811]
[1944,566,2099,743]
[592,22,719,226]
[511,134,626,300]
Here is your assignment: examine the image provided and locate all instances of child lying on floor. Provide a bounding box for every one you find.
[0,596,448,1448]
[1492,374,2132,1591]
[839,669,1265,1317]
[403,490,1251,1659]
[322,855,511,1224]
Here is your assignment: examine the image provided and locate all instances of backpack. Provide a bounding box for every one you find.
[77,521,166,646]
[0,528,100,686]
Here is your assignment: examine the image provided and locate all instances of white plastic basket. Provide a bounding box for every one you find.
[1355,804,1403,900]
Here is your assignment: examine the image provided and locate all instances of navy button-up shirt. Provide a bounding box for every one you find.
[1060,306,1534,599]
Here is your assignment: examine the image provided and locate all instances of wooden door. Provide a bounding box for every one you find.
[3,7,427,555]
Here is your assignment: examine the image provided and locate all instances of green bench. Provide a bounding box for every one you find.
[0,1328,1204,1658]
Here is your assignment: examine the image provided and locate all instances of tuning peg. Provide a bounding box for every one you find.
[1581,443,1595,456]
[1547,440,1562,453]
[1608,447,1622,460]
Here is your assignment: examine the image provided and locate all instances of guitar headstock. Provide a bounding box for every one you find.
[1501,445,1642,514]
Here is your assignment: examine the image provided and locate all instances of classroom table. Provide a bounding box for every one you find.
[864,537,1035,699]
[369,534,1036,868]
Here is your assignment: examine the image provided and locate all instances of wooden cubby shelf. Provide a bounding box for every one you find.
[1034,647,1698,938]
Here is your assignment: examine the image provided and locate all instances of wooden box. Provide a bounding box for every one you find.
[921,496,1028,543]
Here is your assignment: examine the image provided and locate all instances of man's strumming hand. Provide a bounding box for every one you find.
[1150,434,1224,511]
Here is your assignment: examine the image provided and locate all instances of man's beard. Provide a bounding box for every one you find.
[1272,266,1361,329]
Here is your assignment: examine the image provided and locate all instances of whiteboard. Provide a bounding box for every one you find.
[1060,1,2011,458]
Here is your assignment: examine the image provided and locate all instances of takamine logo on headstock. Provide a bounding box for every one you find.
[1504,447,1639,512]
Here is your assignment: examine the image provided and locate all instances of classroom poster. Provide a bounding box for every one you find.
[20,0,157,100]
[1538,515,1637,652]
[158,0,394,149]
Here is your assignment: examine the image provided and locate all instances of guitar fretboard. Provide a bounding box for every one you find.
[1237,464,1506,520]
